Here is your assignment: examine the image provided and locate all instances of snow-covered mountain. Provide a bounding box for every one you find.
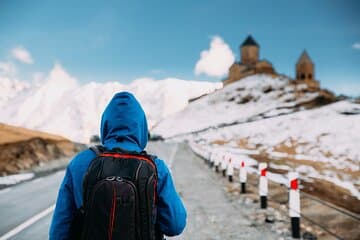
[0,64,221,142]
[0,76,29,106]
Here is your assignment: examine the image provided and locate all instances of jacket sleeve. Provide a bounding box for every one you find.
[155,159,187,236]
[49,167,76,240]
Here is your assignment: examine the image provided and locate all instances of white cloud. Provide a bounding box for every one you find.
[352,42,360,50]
[11,46,34,64]
[0,61,16,76]
[194,36,235,77]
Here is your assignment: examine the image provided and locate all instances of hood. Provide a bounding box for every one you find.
[100,92,148,152]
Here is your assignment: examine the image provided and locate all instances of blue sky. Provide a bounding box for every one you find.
[0,0,359,95]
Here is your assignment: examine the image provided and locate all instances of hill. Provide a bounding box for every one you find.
[154,74,336,138]
[0,123,83,175]
[153,74,360,212]
[0,123,66,144]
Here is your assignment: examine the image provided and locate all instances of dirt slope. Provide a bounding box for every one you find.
[0,123,83,175]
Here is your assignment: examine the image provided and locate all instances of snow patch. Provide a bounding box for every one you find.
[0,173,34,185]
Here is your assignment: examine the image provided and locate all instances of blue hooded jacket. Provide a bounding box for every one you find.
[50,92,187,239]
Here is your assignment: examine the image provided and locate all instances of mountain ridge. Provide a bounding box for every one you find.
[0,68,221,142]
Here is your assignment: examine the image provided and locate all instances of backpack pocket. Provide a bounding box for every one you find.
[82,177,137,240]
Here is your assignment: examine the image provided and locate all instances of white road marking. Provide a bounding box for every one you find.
[0,204,55,240]
[168,143,179,169]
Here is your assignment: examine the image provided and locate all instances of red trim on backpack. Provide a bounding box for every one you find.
[100,153,156,169]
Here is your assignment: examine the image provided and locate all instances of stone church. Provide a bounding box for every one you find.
[294,50,319,89]
[223,35,319,90]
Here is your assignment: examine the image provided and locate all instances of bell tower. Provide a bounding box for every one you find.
[296,50,314,81]
[240,35,259,66]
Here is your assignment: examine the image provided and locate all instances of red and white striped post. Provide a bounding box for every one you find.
[221,155,227,177]
[239,160,247,193]
[258,163,268,209]
[289,172,301,238]
[227,156,233,182]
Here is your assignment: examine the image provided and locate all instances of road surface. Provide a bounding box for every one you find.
[0,142,277,240]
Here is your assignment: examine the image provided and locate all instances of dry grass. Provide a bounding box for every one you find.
[236,138,259,150]
[211,139,230,145]
[0,123,67,145]
[273,139,298,155]
[0,123,83,175]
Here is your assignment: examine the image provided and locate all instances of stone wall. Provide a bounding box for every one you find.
[241,46,259,65]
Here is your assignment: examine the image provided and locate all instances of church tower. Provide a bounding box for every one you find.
[296,50,314,81]
[240,35,259,66]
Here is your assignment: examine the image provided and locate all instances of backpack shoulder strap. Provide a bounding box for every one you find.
[147,154,157,162]
[89,145,106,155]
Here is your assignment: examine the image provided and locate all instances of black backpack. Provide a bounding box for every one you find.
[70,146,162,240]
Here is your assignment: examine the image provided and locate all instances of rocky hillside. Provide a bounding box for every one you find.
[0,123,83,175]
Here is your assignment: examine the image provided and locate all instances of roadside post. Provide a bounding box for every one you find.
[258,163,268,209]
[214,152,220,172]
[239,160,247,193]
[227,155,233,182]
[289,172,301,239]
[213,150,220,172]
[208,150,214,168]
[221,155,227,177]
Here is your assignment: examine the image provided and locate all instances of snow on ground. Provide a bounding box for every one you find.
[190,142,289,186]
[190,141,360,200]
[154,74,321,138]
[186,100,360,199]
[155,74,359,200]
[0,172,34,185]
[196,100,360,170]
[0,64,221,142]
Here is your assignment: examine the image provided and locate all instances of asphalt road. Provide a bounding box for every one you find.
[0,171,64,240]
[0,142,277,240]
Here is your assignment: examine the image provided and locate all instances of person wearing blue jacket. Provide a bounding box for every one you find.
[49,92,187,239]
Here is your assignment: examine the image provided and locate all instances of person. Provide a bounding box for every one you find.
[49,92,187,239]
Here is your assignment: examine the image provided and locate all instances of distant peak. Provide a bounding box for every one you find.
[44,63,78,88]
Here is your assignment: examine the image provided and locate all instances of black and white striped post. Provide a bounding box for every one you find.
[239,160,247,193]
[258,163,268,209]
[221,155,227,177]
[214,152,220,172]
[227,156,233,182]
[289,172,301,239]
[208,150,214,168]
